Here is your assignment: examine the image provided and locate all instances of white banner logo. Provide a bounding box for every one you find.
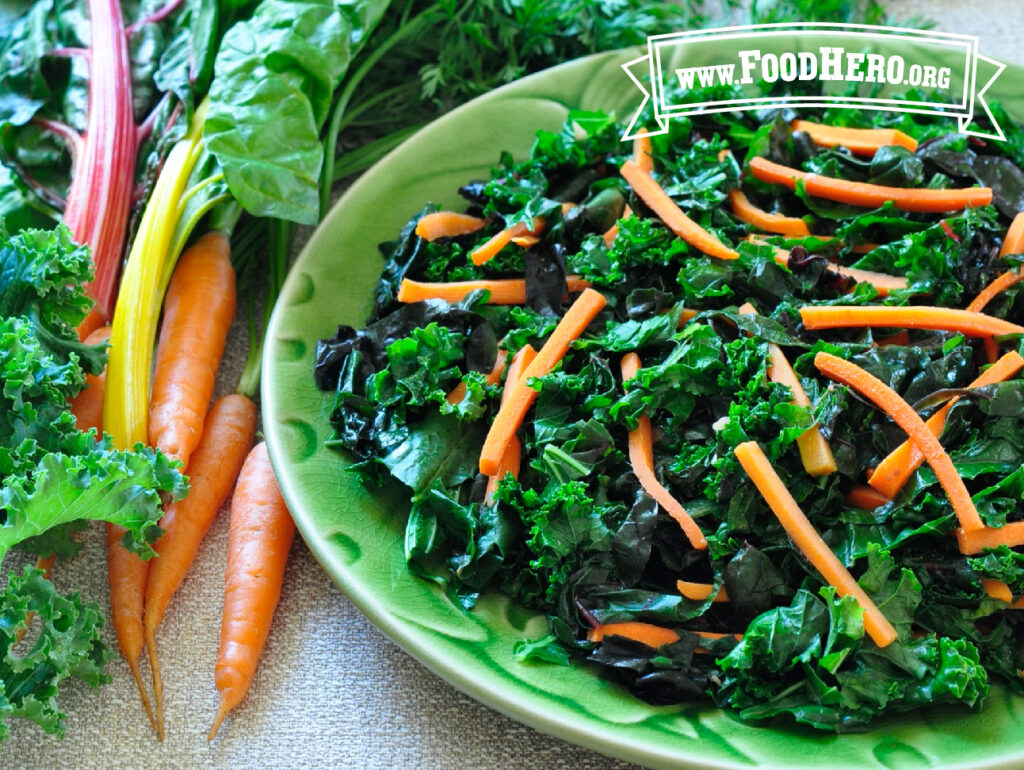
[623,23,1006,142]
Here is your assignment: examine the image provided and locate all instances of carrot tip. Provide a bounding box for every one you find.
[146,628,165,741]
[127,657,158,734]
[208,701,230,742]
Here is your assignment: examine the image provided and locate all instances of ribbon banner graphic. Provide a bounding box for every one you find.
[623,23,1006,142]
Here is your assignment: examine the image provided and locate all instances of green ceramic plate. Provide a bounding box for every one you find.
[263,49,1024,770]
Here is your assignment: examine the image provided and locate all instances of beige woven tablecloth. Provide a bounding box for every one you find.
[2,2,1021,767]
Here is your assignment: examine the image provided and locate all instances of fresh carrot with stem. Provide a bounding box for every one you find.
[814,352,984,532]
[148,231,236,470]
[479,288,606,476]
[145,394,257,740]
[621,352,707,550]
[620,160,738,260]
[733,440,898,647]
[69,326,111,434]
[748,156,992,212]
[209,442,296,741]
[867,351,1024,498]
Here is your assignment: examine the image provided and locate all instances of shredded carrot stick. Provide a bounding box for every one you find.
[587,621,679,647]
[415,211,488,241]
[479,289,606,476]
[620,353,707,550]
[967,271,1024,314]
[733,440,898,647]
[677,580,729,602]
[868,351,1024,498]
[729,189,810,236]
[397,276,592,305]
[814,352,983,532]
[470,218,545,266]
[800,305,1024,338]
[633,135,654,173]
[446,349,508,407]
[791,120,918,156]
[737,303,836,476]
[484,345,537,503]
[1001,212,1024,256]
[982,579,1013,603]
[751,238,907,297]
[874,331,911,347]
[845,484,892,510]
[510,235,541,248]
[620,159,738,260]
[749,157,993,212]
[957,521,1024,555]
[602,205,632,247]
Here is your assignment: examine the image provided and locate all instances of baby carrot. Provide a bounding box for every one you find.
[145,394,257,739]
[148,231,236,470]
[209,442,295,741]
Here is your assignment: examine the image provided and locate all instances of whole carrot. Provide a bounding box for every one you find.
[69,326,112,434]
[145,394,257,739]
[148,231,236,470]
[208,442,295,741]
[108,523,156,731]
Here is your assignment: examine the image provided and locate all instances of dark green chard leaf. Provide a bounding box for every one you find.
[205,0,389,223]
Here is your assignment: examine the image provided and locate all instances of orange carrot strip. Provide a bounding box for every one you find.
[470,218,545,266]
[677,580,729,602]
[749,156,992,212]
[791,120,918,156]
[479,289,606,476]
[1000,212,1024,256]
[621,353,707,550]
[510,235,541,248]
[752,238,907,297]
[145,395,257,739]
[875,331,911,347]
[415,211,487,241]
[446,349,508,407]
[957,522,1024,555]
[733,440,898,647]
[148,232,236,471]
[800,305,1024,338]
[729,189,810,236]
[397,276,592,305]
[982,579,1013,603]
[845,485,892,510]
[968,271,1024,314]
[633,135,654,173]
[620,159,738,260]
[868,352,1024,498]
[209,442,295,741]
[737,303,836,476]
[484,345,537,503]
[69,326,111,434]
[587,621,679,647]
[814,352,983,532]
[602,205,632,247]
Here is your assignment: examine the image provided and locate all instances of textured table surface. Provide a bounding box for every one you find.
[2,2,1022,768]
